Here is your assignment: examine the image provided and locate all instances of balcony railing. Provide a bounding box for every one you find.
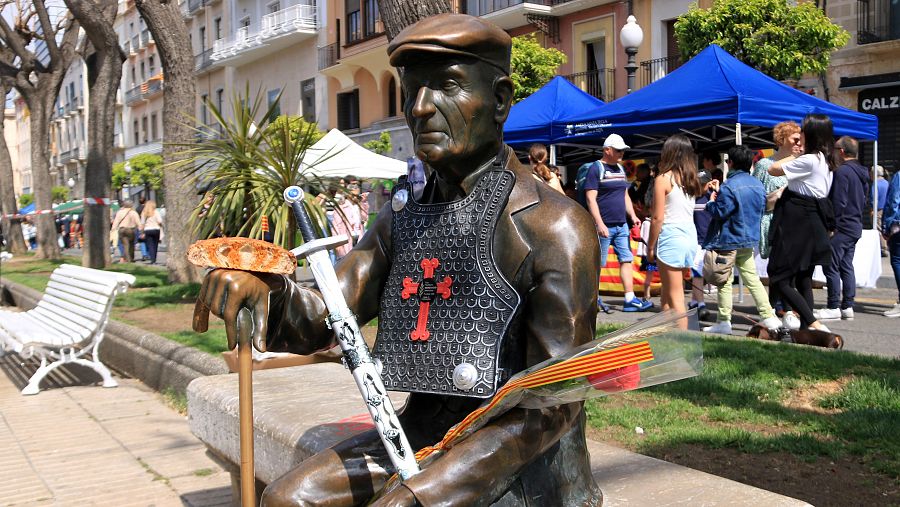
[318,42,338,70]
[465,0,577,17]
[132,34,141,52]
[212,3,317,62]
[640,55,681,87]
[195,48,214,72]
[562,68,616,103]
[125,85,144,105]
[142,78,164,99]
[858,0,900,44]
[141,30,152,46]
[60,148,79,164]
[188,0,204,14]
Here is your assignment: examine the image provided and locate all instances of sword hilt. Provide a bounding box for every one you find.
[283,186,317,243]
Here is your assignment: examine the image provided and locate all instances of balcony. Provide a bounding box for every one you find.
[640,55,681,87]
[141,30,152,47]
[125,141,162,159]
[858,0,900,44]
[188,0,204,14]
[562,68,615,103]
[60,148,79,164]
[142,77,164,99]
[132,34,141,52]
[125,85,144,105]
[212,3,317,66]
[318,42,338,70]
[195,48,214,73]
[474,0,615,30]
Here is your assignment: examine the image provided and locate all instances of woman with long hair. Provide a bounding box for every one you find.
[767,114,835,331]
[141,200,163,264]
[647,134,704,327]
[528,143,563,193]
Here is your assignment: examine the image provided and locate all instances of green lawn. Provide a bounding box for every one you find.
[587,334,900,481]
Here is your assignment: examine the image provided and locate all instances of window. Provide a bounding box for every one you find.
[142,116,148,143]
[241,16,250,28]
[133,120,139,146]
[215,88,224,115]
[387,76,397,117]
[364,0,379,37]
[267,1,280,14]
[140,61,146,81]
[148,55,155,76]
[214,17,222,40]
[200,94,209,126]
[267,88,281,117]
[131,65,136,86]
[301,79,315,123]
[151,113,158,140]
[346,0,361,42]
[337,90,360,130]
[130,22,134,38]
[199,26,206,52]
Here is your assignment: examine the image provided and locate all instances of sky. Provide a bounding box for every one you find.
[2,0,70,109]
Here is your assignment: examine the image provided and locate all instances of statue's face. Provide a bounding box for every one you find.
[401,58,503,180]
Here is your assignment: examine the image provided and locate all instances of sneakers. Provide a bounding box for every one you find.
[813,307,855,321]
[782,312,801,330]
[623,297,653,312]
[597,297,613,314]
[813,308,842,321]
[703,321,732,335]
[760,316,783,330]
[810,322,831,333]
[688,301,706,310]
[884,303,900,318]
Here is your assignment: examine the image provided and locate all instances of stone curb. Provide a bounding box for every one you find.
[0,278,229,395]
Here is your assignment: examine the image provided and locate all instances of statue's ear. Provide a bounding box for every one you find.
[493,76,514,125]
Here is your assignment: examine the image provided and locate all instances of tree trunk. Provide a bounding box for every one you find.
[28,92,62,259]
[135,0,201,283]
[0,84,27,253]
[376,0,451,40]
[65,0,125,268]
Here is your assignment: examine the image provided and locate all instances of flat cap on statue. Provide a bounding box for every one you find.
[387,13,512,75]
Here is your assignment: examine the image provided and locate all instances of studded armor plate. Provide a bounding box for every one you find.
[373,169,520,398]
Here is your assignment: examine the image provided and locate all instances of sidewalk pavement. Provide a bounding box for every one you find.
[0,355,231,506]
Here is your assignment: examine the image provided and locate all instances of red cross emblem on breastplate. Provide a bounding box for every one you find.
[401,258,453,341]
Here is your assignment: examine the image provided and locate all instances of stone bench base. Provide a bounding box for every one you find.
[188,363,810,506]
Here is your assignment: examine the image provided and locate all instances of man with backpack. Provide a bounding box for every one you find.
[580,134,651,312]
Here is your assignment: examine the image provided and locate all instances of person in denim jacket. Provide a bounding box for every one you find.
[881,168,900,317]
[701,145,782,335]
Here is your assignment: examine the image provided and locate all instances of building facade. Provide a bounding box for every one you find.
[49,59,91,199]
[827,0,900,173]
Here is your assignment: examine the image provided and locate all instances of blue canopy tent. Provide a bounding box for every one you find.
[17,202,35,215]
[504,76,606,146]
[558,44,878,154]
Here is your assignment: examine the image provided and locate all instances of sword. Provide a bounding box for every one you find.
[283,186,420,480]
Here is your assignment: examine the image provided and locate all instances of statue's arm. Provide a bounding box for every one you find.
[399,204,601,505]
[265,203,393,354]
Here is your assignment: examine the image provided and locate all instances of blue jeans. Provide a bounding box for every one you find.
[599,224,633,267]
[823,232,859,309]
[890,234,900,302]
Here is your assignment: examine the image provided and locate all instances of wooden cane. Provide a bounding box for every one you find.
[236,308,256,507]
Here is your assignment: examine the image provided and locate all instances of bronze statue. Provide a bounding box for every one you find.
[196,13,602,506]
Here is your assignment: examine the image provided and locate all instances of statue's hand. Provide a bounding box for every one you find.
[193,269,284,352]
[368,484,417,507]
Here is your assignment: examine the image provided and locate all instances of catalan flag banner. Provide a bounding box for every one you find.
[261,215,269,233]
[410,310,703,467]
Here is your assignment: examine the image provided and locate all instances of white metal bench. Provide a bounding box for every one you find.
[0,264,135,395]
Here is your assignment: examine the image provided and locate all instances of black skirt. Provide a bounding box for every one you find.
[767,188,833,283]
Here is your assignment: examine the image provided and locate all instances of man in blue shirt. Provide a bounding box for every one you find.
[701,145,782,335]
[815,137,870,321]
[584,134,651,312]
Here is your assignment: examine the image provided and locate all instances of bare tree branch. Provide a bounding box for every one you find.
[32,0,61,62]
[0,14,34,67]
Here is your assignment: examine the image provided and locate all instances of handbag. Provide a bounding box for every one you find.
[765,186,785,212]
[703,249,736,286]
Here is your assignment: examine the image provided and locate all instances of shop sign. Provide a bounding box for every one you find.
[859,86,900,113]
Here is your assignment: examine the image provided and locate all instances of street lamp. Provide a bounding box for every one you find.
[67,177,75,197]
[123,161,132,200]
[620,14,644,94]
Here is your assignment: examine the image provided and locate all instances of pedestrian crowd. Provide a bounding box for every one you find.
[527,112,897,334]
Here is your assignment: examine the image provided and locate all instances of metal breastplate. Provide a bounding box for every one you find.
[374,169,520,398]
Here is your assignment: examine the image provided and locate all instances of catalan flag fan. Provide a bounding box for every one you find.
[376,310,702,494]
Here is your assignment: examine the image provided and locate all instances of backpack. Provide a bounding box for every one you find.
[575,161,603,209]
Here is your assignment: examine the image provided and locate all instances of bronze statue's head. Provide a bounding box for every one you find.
[388,14,514,183]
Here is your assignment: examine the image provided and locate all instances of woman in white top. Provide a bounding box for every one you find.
[141,200,163,264]
[647,134,704,327]
[767,114,836,332]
